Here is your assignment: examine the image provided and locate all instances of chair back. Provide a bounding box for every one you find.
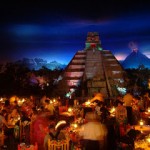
[48,139,69,150]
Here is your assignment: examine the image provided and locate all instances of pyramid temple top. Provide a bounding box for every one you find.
[85,32,102,50]
[87,32,99,36]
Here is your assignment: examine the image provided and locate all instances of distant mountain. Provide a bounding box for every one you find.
[15,58,67,70]
[121,50,150,69]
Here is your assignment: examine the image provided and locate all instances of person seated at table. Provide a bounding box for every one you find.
[5,108,20,142]
[7,108,20,126]
[117,126,141,150]
[0,110,15,149]
[3,99,12,113]
[44,123,66,150]
[30,111,51,150]
[78,112,108,150]
[44,100,55,115]
[132,96,140,125]
[115,101,127,126]
[0,110,15,131]
[115,101,127,138]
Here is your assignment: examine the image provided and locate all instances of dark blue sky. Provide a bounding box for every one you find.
[0,0,150,64]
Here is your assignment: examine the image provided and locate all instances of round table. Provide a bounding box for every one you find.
[134,125,150,134]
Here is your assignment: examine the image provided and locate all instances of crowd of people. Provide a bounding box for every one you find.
[0,90,149,150]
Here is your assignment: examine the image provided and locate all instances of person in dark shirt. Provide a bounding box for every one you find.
[100,102,110,123]
[118,128,141,150]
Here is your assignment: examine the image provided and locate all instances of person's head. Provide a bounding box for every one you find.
[127,129,141,140]
[14,100,18,106]
[48,124,56,132]
[4,99,10,106]
[85,112,99,122]
[117,101,124,106]
[97,101,103,106]
[135,96,141,101]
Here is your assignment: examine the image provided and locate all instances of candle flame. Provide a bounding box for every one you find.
[139,119,144,126]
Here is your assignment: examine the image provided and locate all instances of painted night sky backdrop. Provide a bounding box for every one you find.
[0,0,150,65]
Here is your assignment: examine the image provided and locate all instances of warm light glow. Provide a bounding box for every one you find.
[85,100,91,106]
[18,99,23,106]
[74,124,78,128]
[109,106,116,117]
[139,119,144,126]
[146,134,150,146]
[22,98,25,102]
[18,116,21,120]
[110,106,115,113]
[146,137,150,143]
[68,107,72,113]
[71,123,78,128]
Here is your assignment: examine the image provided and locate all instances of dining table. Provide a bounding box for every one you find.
[59,111,75,123]
[134,125,150,150]
[134,125,150,135]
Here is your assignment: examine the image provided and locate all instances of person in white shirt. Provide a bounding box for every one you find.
[79,112,107,150]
